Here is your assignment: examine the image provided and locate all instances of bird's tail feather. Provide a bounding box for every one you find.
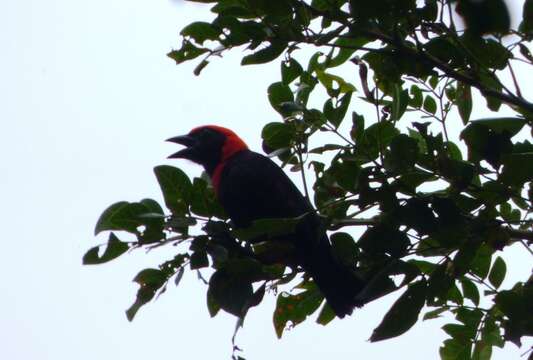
[304,237,366,318]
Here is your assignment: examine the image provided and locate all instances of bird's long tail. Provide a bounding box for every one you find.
[303,236,367,318]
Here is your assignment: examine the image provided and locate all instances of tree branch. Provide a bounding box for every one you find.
[508,228,533,244]
[330,218,533,245]
[329,218,377,230]
[298,2,533,112]
[354,28,533,112]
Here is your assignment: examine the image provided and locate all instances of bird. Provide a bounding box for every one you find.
[166,125,366,317]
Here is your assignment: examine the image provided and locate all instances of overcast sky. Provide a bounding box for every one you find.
[1,1,531,359]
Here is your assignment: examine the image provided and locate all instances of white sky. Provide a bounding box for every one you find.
[1,1,531,359]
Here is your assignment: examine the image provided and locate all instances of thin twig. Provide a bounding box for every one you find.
[520,240,533,256]
[507,60,523,99]
[329,218,377,230]
[295,142,311,201]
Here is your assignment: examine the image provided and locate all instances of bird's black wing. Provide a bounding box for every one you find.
[217,150,366,317]
[217,150,312,228]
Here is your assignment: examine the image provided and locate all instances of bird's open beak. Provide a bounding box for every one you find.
[166,135,197,159]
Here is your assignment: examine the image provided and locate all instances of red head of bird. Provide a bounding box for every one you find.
[166,125,249,190]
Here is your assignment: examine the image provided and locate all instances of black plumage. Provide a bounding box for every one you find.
[168,125,366,317]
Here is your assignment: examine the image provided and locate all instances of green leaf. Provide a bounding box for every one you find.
[327,36,369,68]
[94,201,152,235]
[328,157,360,192]
[323,91,353,128]
[385,134,419,172]
[154,165,192,215]
[456,307,483,329]
[423,307,447,320]
[350,111,365,143]
[211,1,252,16]
[488,256,506,289]
[446,284,464,305]
[409,259,437,275]
[359,225,410,257]
[423,95,437,114]
[460,278,480,306]
[138,198,165,243]
[207,269,254,317]
[494,284,533,346]
[439,338,471,360]
[424,37,464,67]
[246,0,292,17]
[439,158,475,190]
[273,287,324,338]
[309,144,344,154]
[174,267,185,287]
[224,258,268,283]
[427,263,455,304]
[190,177,211,216]
[421,0,438,21]
[455,0,510,35]
[94,201,128,234]
[233,216,301,241]
[267,82,294,116]
[519,0,533,36]
[370,280,427,341]
[251,240,295,264]
[471,117,527,136]
[262,122,295,150]
[126,268,168,321]
[281,58,303,85]
[408,127,428,153]
[316,71,355,96]
[445,141,463,161]
[190,251,209,269]
[460,122,513,167]
[409,85,423,108]
[330,232,358,267]
[518,43,533,62]
[241,41,286,66]
[206,291,221,317]
[481,314,505,348]
[133,268,168,286]
[470,244,493,279]
[358,121,400,161]
[295,71,318,106]
[391,85,409,121]
[456,83,472,125]
[316,302,336,325]
[442,323,476,343]
[167,41,208,65]
[478,71,503,111]
[190,177,225,218]
[501,153,533,186]
[452,243,480,278]
[394,169,437,194]
[472,340,492,360]
[83,233,129,265]
[180,21,220,44]
[429,75,439,89]
[248,283,266,309]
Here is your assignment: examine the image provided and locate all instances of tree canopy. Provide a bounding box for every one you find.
[85,1,533,359]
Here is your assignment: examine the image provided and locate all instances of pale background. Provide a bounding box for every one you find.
[1,1,531,359]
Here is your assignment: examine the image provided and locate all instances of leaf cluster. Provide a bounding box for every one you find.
[88,1,533,358]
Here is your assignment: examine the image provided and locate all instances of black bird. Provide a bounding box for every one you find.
[167,125,366,317]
